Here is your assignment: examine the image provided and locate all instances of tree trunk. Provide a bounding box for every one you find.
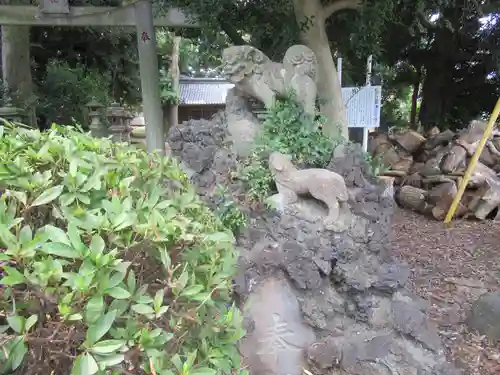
[1,25,35,125]
[168,36,181,129]
[409,67,421,129]
[419,66,445,131]
[292,0,349,140]
[418,29,454,131]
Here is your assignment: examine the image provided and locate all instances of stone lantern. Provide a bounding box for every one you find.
[86,98,107,138]
[129,114,147,149]
[106,102,132,143]
[0,103,25,123]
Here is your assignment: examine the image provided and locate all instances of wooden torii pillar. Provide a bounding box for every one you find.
[0,0,198,154]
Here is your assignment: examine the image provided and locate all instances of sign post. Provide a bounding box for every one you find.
[363,55,373,152]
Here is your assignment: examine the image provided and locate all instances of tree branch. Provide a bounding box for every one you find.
[218,17,247,46]
[324,0,361,18]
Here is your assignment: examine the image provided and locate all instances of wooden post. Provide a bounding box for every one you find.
[168,36,181,130]
[134,0,165,154]
[337,57,342,87]
[362,55,373,152]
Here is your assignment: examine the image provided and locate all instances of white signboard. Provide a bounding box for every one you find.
[341,85,381,128]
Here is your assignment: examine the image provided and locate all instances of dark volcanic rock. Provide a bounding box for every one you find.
[167,108,461,375]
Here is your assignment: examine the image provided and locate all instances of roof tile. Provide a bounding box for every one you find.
[179,81,234,105]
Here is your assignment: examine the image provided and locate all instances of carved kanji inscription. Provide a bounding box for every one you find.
[141,31,151,42]
[257,313,302,360]
[240,278,316,375]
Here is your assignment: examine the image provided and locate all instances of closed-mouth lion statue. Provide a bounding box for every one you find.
[268,151,349,231]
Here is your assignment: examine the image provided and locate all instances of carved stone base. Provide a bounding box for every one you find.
[225,88,260,158]
[240,277,315,375]
[268,193,353,233]
[168,105,461,375]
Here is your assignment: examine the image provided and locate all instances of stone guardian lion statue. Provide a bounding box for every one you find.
[221,45,318,118]
[268,151,349,231]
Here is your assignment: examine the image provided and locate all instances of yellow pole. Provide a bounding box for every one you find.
[444,97,500,224]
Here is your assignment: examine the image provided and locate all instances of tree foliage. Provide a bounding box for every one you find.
[2,0,499,131]
[157,0,300,59]
[377,0,500,129]
[36,60,111,128]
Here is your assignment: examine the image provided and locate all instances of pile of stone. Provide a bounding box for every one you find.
[166,42,463,375]
[167,115,461,375]
[370,120,500,220]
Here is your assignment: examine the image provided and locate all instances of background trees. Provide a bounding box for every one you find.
[0,0,498,135]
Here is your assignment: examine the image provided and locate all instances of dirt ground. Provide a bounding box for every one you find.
[391,208,500,375]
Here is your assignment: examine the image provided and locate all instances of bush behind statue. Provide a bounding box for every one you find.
[238,95,341,202]
[36,61,111,127]
[0,121,244,375]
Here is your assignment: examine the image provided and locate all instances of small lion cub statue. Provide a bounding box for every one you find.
[268,151,349,231]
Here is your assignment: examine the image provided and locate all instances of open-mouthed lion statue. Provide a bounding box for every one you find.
[221,45,318,118]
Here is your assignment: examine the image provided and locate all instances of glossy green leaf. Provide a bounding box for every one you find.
[126,269,136,294]
[7,315,25,334]
[90,235,105,255]
[86,310,117,346]
[159,248,171,270]
[181,285,204,297]
[153,289,163,312]
[90,339,126,355]
[67,313,83,321]
[94,353,125,368]
[25,315,38,331]
[67,222,86,252]
[183,349,198,374]
[40,242,79,259]
[44,225,71,245]
[85,296,105,324]
[60,193,77,207]
[106,287,131,300]
[10,337,28,371]
[131,304,155,315]
[190,367,217,375]
[31,185,64,207]
[108,270,127,289]
[71,353,99,375]
[0,225,17,249]
[173,270,189,295]
[0,267,25,286]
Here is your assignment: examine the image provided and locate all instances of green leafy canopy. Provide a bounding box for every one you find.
[0,120,245,375]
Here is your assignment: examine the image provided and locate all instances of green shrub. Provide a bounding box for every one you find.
[36,60,111,127]
[238,96,340,201]
[0,120,244,375]
[362,151,390,177]
[213,185,247,235]
[159,68,180,105]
